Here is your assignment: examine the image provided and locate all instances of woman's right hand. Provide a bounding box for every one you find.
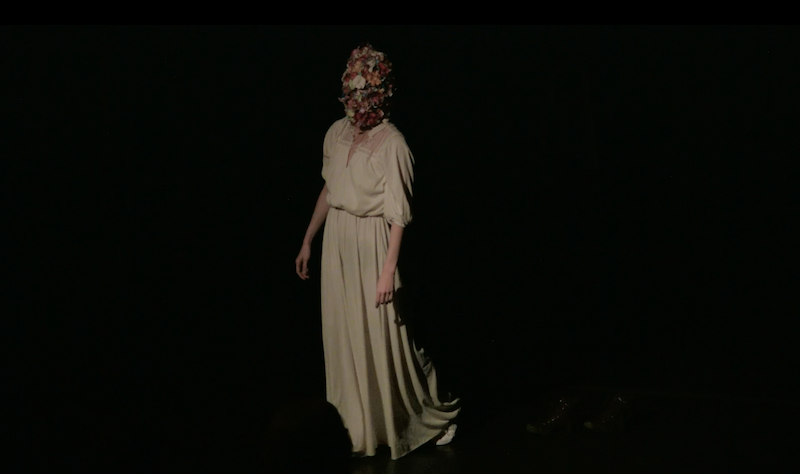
[295,243,312,280]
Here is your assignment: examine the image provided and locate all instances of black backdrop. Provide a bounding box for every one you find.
[6,25,798,470]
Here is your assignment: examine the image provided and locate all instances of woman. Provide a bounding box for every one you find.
[295,44,460,460]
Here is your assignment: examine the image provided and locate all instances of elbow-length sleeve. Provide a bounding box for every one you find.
[321,120,340,183]
[382,133,415,227]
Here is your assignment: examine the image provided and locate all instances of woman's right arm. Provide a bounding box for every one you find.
[303,184,330,246]
[296,184,330,280]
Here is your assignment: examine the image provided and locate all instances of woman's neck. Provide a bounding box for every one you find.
[353,124,368,139]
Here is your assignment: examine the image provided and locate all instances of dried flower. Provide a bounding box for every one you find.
[338,43,394,131]
[349,75,366,90]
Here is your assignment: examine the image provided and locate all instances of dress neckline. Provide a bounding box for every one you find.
[345,121,390,168]
[344,120,389,142]
[346,137,367,168]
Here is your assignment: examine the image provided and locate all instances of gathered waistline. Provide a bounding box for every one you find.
[329,206,387,221]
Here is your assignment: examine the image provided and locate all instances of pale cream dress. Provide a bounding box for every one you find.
[320,117,460,460]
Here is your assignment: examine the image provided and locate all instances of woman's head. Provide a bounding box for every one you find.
[339,43,394,131]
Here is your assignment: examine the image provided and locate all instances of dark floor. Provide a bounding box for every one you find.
[19,383,800,474]
[16,300,799,473]
[347,387,800,474]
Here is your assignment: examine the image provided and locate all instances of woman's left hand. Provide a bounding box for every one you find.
[375,271,395,308]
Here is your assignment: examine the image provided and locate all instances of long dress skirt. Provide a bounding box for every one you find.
[320,207,460,460]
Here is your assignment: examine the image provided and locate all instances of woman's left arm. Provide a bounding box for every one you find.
[383,223,404,276]
[376,133,413,308]
[376,223,403,307]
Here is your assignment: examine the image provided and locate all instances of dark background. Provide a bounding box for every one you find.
[5,25,798,471]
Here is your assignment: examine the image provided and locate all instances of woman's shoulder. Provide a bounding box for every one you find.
[325,117,351,140]
[382,120,402,135]
[330,117,351,132]
[372,121,404,144]
[382,122,408,146]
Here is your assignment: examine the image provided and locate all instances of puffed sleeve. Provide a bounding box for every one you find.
[382,133,415,227]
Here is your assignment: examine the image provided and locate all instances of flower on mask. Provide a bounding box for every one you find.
[338,43,394,130]
[366,71,383,87]
[349,74,367,90]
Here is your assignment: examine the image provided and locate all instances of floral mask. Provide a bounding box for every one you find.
[339,44,394,131]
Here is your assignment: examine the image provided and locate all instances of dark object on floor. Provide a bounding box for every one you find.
[583,392,636,434]
[260,397,352,474]
[525,396,580,436]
